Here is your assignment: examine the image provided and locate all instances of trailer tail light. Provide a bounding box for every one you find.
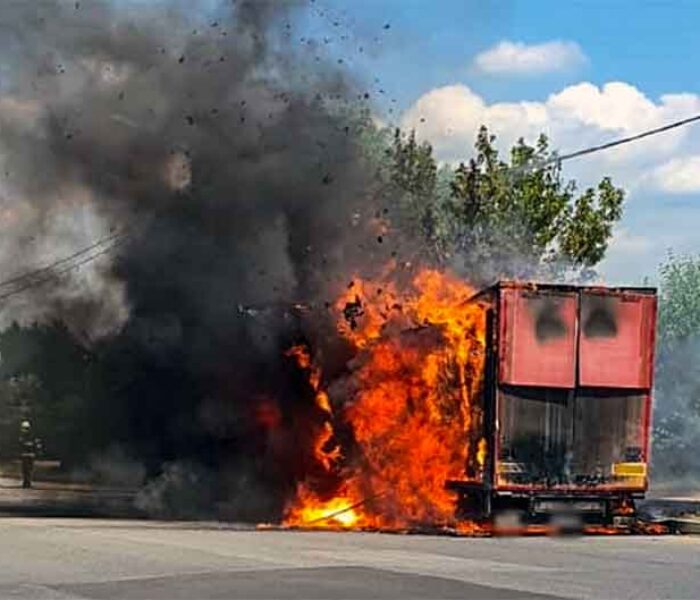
[499,287,577,387]
[578,292,656,388]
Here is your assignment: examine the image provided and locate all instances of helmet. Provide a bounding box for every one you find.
[20,420,31,433]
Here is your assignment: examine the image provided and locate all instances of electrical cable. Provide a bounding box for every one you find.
[510,113,700,176]
[0,230,125,291]
[0,232,128,302]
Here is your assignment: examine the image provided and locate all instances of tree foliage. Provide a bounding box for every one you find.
[652,254,700,479]
[383,125,624,281]
[657,253,700,345]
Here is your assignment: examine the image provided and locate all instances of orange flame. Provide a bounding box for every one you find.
[284,268,487,532]
[285,345,341,472]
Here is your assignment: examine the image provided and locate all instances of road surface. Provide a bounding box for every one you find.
[1,518,699,599]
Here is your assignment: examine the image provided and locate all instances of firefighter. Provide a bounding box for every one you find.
[19,420,36,489]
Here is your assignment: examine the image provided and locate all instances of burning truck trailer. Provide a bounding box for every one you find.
[251,272,660,535]
[448,281,657,531]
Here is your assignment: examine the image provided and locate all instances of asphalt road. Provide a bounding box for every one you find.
[0,518,699,599]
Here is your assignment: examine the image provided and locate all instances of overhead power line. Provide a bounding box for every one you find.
[557,113,700,163]
[0,230,128,303]
[511,112,700,176]
[0,230,124,291]
[0,203,165,303]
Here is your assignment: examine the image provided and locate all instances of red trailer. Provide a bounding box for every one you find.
[449,281,657,528]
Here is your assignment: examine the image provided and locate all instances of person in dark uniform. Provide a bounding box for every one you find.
[19,420,35,489]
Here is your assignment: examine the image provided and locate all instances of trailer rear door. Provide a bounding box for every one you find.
[578,291,656,389]
[499,287,577,388]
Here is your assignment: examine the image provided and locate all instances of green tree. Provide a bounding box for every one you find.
[0,322,98,464]
[657,253,700,345]
[652,253,700,479]
[384,125,624,281]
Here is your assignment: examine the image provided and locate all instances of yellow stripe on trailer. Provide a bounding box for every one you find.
[612,462,647,477]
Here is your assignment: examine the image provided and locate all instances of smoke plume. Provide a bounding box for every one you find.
[0,0,401,518]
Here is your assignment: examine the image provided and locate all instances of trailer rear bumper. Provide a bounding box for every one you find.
[447,480,643,526]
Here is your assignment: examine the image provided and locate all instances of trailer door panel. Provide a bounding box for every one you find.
[578,292,656,389]
[496,387,648,490]
[499,288,577,388]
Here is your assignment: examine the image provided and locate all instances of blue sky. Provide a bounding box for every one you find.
[306,1,700,109]
[293,0,700,284]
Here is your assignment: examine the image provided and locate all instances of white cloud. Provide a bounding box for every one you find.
[652,156,700,194]
[473,40,586,75]
[598,228,656,285]
[401,82,700,192]
[401,80,700,284]
[608,228,654,255]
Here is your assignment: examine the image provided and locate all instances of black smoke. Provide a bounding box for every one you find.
[0,1,399,519]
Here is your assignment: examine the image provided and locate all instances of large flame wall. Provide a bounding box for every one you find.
[284,269,487,531]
